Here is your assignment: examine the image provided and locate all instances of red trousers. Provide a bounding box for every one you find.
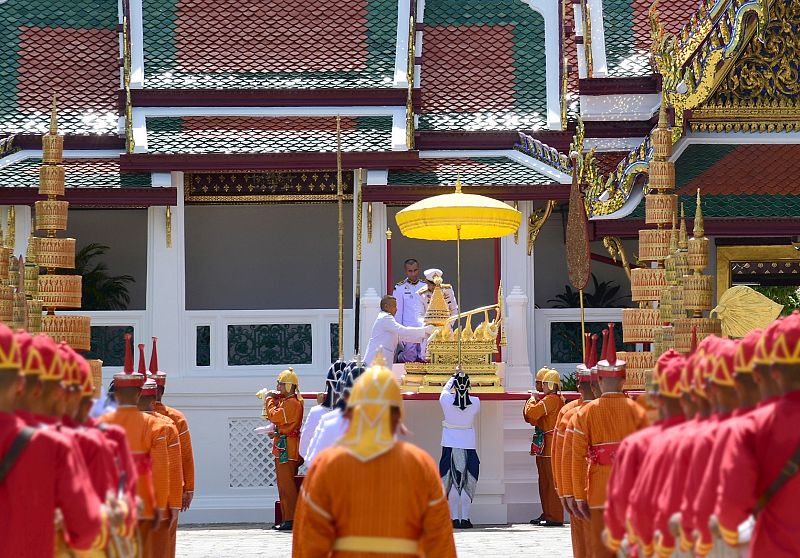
[276,459,300,522]
[536,456,564,522]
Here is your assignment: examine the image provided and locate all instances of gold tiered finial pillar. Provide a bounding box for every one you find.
[620,98,676,388]
[31,96,91,350]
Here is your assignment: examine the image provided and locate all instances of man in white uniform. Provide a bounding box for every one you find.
[439,371,481,529]
[364,296,434,366]
[393,259,424,362]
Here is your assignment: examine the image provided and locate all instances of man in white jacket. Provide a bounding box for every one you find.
[364,296,434,366]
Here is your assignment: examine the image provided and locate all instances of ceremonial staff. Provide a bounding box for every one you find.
[565,152,591,355]
[336,116,344,360]
[354,168,364,361]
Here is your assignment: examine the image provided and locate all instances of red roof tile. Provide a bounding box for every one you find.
[631,0,697,51]
[174,0,369,73]
[421,25,517,114]
[677,144,800,196]
[594,151,630,175]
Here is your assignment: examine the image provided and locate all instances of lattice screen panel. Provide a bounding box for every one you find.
[228,418,276,488]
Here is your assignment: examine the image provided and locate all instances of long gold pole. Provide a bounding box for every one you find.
[354,168,363,360]
[456,225,462,369]
[579,289,586,357]
[336,116,344,360]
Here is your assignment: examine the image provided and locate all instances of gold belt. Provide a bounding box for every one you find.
[332,536,419,554]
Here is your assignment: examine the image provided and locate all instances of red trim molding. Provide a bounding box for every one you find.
[129,88,418,108]
[119,151,421,172]
[11,134,125,151]
[579,76,660,96]
[363,183,570,203]
[0,187,176,208]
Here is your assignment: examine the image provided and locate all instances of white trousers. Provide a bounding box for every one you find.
[448,486,471,520]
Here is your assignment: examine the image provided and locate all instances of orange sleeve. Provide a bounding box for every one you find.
[571,410,590,502]
[292,455,336,557]
[523,397,548,425]
[561,418,577,497]
[267,396,304,433]
[551,407,569,495]
[174,413,195,493]
[149,422,170,511]
[420,455,458,557]
[165,422,183,508]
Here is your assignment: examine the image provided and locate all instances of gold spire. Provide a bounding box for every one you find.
[679,202,688,249]
[693,188,704,238]
[49,94,58,135]
[454,175,462,194]
[658,97,668,129]
[669,210,678,251]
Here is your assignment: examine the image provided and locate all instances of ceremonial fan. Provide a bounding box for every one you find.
[395,181,522,368]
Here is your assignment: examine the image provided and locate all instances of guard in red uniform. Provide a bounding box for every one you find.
[692,329,766,557]
[676,338,738,556]
[627,336,703,556]
[652,335,717,557]
[0,324,107,557]
[716,312,800,557]
[604,349,686,555]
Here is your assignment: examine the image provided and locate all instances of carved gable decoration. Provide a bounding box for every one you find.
[691,0,800,132]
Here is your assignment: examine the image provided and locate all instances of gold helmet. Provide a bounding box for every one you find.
[542,369,561,390]
[337,353,403,462]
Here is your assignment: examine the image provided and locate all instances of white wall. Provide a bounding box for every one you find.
[184,204,354,310]
[66,209,148,310]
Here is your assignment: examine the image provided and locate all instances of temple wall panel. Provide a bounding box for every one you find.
[184,204,354,310]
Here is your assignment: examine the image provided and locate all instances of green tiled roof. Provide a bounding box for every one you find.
[0,158,150,188]
[142,0,398,89]
[419,0,547,131]
[145,116,395,154]
[388,157,554,186]
[628,144,800,219]
[0,0,120,135]
[602,0,651,78]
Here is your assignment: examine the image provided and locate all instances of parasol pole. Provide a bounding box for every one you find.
[456,224,462,369]
[580,289,586,357]
[354,168,364,361]
[336,116,344,360]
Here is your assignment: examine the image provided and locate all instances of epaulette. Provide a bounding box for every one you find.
[395,279,406,287]
[416,286,428,296]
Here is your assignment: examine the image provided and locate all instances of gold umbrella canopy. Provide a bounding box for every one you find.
[395,181,522,240]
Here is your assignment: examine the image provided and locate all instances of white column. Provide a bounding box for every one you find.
[352,198,388,356]
[145,172,185,377]
[500,201,535,389]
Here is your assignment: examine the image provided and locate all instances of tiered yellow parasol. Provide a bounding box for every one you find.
[395,180,522,367]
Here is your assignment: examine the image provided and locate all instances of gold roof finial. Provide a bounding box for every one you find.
[48,94,58,135]
[658,96,668,129]
[693,188,704,238]
[679,202,688,249]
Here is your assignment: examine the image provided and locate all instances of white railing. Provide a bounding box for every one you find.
[183,309,354,379]
[533,307,626,376]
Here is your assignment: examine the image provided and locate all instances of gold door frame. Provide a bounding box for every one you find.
[716,245,800,298]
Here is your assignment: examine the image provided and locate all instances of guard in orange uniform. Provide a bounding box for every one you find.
[524,367,565,526]
[150,337,195,557]
[292,355,456,557]
[260,367,304,531]
[603,349,686,555]
[0,324,108,557]
[553,333,597,557]
[716,312,800,557]
[570,324,648,558]
[99,334,170,558]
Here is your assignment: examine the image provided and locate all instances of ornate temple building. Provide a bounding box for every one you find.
[1,0,798,523]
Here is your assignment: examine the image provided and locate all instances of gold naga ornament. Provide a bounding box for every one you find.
[711,286,784,338]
